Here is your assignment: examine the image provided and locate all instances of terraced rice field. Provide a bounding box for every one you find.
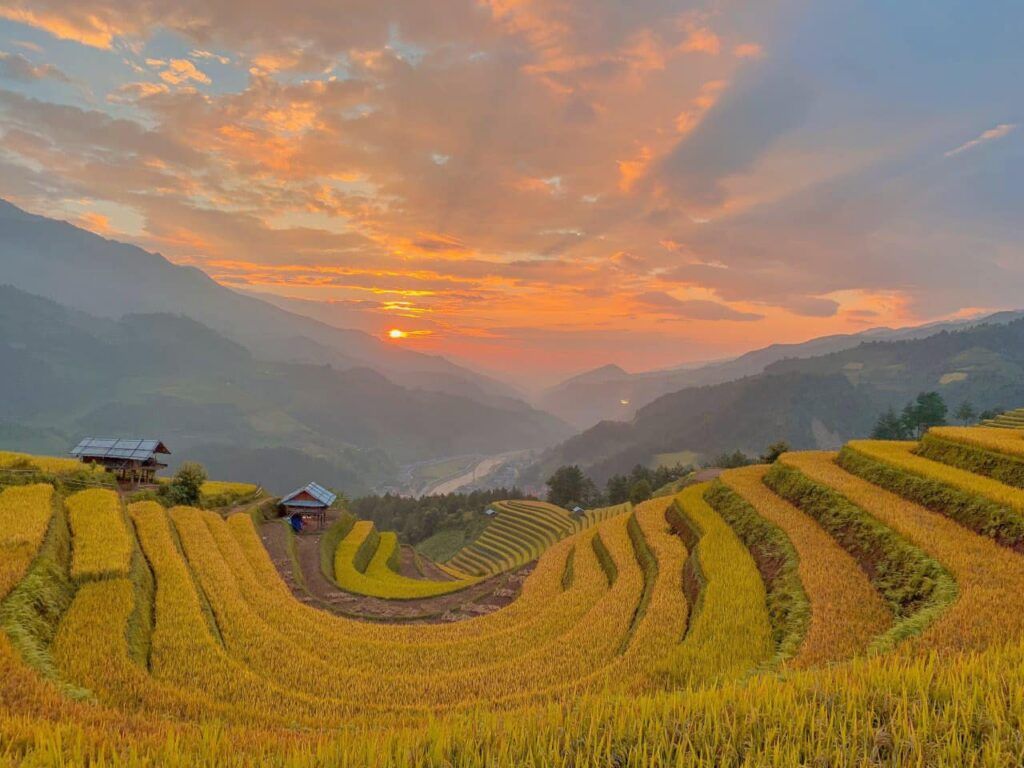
[0,451,109,477]
[447,499,629,576]
[982,407,1024,429]
[5,423,1024,765]
[199,481,263,508]
[332,520,479,598]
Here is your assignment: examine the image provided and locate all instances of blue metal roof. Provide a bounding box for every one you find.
[70,437,170,461]
[281,482,337,507]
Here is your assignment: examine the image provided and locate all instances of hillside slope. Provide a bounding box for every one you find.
[541,311,1024,428]
[0,287,572,493]
[0,198,519,404]
[535,319,1024,482]
[6,422,1024,764]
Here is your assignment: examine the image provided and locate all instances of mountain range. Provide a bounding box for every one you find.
[0,199,522,404]
[531,318,1024,484]
[4,197,1023,495]
[539,312,1024,429]
[0,199,572,493]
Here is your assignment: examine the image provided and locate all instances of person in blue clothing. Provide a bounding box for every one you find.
[288,512,304,533]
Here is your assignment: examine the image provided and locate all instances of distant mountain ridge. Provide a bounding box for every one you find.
[0,285,572,493]
[0,198,520,404]
[540,310,1024,428]
[533,318,1024,483]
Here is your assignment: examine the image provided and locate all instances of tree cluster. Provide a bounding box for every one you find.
[546,462,692,509]
[871,392,952,440]
[604,463,692,505]
[702,441,791,470]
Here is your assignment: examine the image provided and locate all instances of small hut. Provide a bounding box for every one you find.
[483,507,498,517]
[279,482,336,530]
[571,505,586,516]
[70,437,170,485]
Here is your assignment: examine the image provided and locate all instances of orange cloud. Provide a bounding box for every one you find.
[158,59,211,86]
[107,81,170,103]
[0,8,119,49]
[617,145,652,192]
[674,80,728,134]
[75,211,113,235]
[680,24,721,55]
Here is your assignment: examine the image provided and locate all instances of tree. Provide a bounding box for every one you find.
[605,474,630,505]
[904,391,947,437]
[629,479,652,504]
[545,465,597,508]
[166,462,207,506]
[871,407,909,440]
[872,392,948,440]
[759,441,791,464]
[707,450,752,469]
[955,401,977,425]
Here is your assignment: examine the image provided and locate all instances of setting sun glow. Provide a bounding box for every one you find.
[388,329,409,339]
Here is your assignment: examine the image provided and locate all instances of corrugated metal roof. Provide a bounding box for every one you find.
[70,437,170,461]
[281,482,337,507]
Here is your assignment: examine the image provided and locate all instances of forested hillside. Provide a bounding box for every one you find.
[536,320,1024,482]
[0,198,521,404]
[540,312,1024,428]
[0,287,571,493]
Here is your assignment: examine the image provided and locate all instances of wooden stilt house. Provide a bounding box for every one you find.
[70,437,170,485]
[279,482,337,530]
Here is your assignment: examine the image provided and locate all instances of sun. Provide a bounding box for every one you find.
[388,329,409,339]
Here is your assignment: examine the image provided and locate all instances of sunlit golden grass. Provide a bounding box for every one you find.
[9,438,1024,765]
[66,489,131,581]
[199,480,261,507]
[784,451,1024,653]
[0,484,53,600]
[218,512,605,672]
[660,484,773,685]
[333,520,478,598]
[848,439,1024,516]
[0,451,100,475]
[174,505,649,710]
[720,465,890,668]
[929,426,1024,456]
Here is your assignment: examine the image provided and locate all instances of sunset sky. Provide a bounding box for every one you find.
[0,0,1021,381]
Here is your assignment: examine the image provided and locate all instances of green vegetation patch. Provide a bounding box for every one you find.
[651,451,701,469]
[618,513,658,654]
[764,461,956,653]
[561,546,576,591]
[352,525,381,575]
[591,532,617,587]
[319,513,356,584]
[0,494,87,696]
[916,432,1024,489]
[838,444,1024,552]
[704,481,810,665]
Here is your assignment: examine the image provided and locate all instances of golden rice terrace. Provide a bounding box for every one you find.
[4,424,1024,765]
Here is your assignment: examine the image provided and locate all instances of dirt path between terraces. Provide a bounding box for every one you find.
[260,518,531,623]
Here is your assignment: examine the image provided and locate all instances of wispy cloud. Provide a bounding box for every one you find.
[191,49,230,65]
[0,0,1021,376]
[156,58,211,85]
[0,51,71,83]
[944,123,1017,157]
[634,291,763,321]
